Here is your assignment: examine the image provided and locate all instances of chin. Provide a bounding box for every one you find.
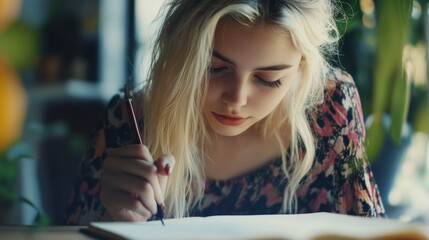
[209,124,251,137]
[214,130,244,137]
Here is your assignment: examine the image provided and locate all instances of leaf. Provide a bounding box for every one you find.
[0,20,39,69]
[412,96,429,133]
[18,196,51,227]
[32,212,51,227]
[0,158,18,181]
[0,186,18,202]
[370,0,413,155]
[365,115,386,163]
[389,70,410,145]
[372,0,413,114]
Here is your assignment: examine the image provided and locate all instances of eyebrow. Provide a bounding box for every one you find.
[212,51,292,71]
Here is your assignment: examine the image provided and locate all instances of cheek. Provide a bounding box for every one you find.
[253,80,293,116]
[270,74,298,104]
[203,81,221,108]
[257,90,287,112]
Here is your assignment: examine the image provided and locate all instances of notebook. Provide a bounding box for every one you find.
[87,212,429,240]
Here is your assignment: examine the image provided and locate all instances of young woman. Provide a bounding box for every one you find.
[66,0,385,224]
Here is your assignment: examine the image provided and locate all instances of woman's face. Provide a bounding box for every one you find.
[203,19,302,137]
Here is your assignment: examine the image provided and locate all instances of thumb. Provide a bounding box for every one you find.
[154,154,175,194]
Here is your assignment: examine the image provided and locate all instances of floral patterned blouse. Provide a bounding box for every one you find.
[65,69,385,225]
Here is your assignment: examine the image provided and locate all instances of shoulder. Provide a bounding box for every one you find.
[309,67,367,166]
[98,90,145,148]
[298,70,386,216]
[323,68,360,109]
[308,68,368,175]
[104,94,126,126]
[326,67,355,88]
[104,91,144,127]
[311,68,365,138]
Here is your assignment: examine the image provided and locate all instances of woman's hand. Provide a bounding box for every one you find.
[100,144,175,222]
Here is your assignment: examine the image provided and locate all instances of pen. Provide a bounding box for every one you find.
[124,84,165,226]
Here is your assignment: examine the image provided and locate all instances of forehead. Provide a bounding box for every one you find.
[213,18,301,66]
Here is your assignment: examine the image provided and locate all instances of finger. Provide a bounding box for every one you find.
[102,171,158,213]
[105,145,164,206]
[105,155,158,182]
[154,154,176,194]
[154,154,175,176]
[101,189,153,222]
[107,159,163,206]
[148,155,176,210]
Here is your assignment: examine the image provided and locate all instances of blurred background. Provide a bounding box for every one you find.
[0,0,428,225]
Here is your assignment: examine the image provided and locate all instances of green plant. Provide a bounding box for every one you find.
[0,8,47,225]
[0,120,87,226]
[0,142,50,226]
[337,0,428,162]
[365,0,414,161]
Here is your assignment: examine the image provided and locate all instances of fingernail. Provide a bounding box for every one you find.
[165,164,171,175]
[160,203,166,212]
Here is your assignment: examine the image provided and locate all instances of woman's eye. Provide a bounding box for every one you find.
[255,77,282,88]
[208,66,227,74]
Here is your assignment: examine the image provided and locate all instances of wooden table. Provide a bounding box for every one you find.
[0,226,95,240]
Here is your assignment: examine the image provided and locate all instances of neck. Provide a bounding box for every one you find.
[208,126,259,149]
[204,126,284,180]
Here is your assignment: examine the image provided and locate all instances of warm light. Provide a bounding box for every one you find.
[362,14,375,28]
[0,57,27,153]
[0,0,21,33]
[387,133,429,211]
[360,0,375,15]
[403,43,427,88]
[360,0,375,28]
[412,0,422,20]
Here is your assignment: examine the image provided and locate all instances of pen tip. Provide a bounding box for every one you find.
[157,204,165,226]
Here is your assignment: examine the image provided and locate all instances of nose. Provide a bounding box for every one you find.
[222,75,249,108]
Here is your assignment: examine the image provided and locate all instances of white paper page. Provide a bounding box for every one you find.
[89,212,429,240]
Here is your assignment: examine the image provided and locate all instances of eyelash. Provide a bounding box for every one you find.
[208,67,226,74]
[208,67,282,89]
[256,78,282,88]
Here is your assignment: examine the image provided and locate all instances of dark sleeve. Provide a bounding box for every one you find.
[298,70,386,217]
[65,94,135,225]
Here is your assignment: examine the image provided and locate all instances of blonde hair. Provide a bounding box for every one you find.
[143,0,339,217]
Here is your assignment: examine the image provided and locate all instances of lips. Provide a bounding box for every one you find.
[212,112,247,126]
